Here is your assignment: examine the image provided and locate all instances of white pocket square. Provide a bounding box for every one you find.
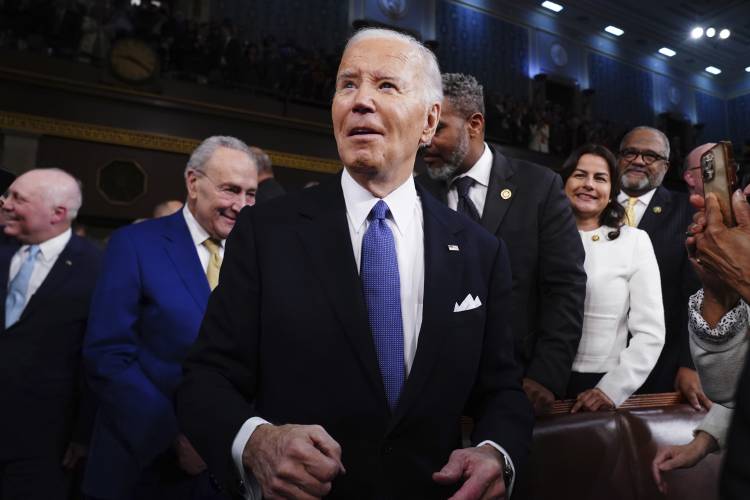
[453,294,482,312]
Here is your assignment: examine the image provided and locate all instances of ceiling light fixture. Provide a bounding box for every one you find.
[541,1,564,13]
[719,29,731,39]
[745,66,750,73]
[658,47,676,57]
[604,25,624,36]
[705,66,721,75]
[691,27,704,39]
[706,27,716,38]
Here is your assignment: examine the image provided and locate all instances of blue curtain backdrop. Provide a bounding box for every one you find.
[728,94,750,150]
[436,0,529,98]
[695,91,728,142]
[588,52,654,127]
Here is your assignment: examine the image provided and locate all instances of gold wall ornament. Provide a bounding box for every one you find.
[0,110,342,174]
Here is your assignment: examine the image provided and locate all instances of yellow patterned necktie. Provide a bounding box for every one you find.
[202,238,222,290]
[625,197,638,227]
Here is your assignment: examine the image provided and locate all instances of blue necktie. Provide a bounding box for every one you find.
[361,200,405,411]
[5,245,40,328]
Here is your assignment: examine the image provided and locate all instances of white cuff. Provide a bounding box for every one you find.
[231,417,270,500]
[476,440,516,498]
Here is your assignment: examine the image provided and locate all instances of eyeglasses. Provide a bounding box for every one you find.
[618,148,668,165]
[192,169,255,204]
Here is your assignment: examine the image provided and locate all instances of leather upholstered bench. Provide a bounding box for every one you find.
[464,393,723,500]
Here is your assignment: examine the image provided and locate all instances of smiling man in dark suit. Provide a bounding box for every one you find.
[615,126,704,407]
[0,168,101,500]
[418,73,586,414]
[177,29,532,500]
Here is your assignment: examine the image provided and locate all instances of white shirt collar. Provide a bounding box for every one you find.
[454,143,492,188]
[618,188,657,207]
[33,228,72,263]
[341,168,419,237]
[182,205,225,248]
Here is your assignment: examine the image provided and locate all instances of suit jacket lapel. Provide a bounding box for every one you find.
[162,213,210,310]
[0,241,19,332]
[19,235,79,323]
[481,147,517,235]
[638,186,671,233]
[388,187,465,432]
[295,178,387,405]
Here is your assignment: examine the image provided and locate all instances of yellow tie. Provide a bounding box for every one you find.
[202,238,222,290]
[625,197,638,227]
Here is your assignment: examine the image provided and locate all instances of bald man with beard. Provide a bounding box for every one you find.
[0,168,101,500]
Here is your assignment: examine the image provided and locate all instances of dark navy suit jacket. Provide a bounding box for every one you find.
[83,212,211,498]
[176,176,534,499]
[418,146,586,397]
[0,232,101,459]
[635,186,700,393]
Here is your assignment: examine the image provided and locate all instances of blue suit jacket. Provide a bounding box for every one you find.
[83,212,210,498]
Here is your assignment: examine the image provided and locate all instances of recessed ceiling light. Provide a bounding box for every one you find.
[719,29,731,39]
[658,47,676,57]
[745,66,750,73]
[541,1,564,13]
[706,27,716,38]
[691,27,704,39]
[604,25,624,36]
[705,66,721,75]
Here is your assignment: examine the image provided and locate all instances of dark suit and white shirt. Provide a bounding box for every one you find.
[445,143,493,214]
[7,228,71,310]
[617,186,700,393]
[231,170,518,498]
[419,143,586,400]
[0,168,102,500]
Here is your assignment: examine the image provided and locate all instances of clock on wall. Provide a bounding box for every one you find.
[108,38,159,85]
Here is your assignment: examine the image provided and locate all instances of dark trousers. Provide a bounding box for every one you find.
[86,448,228,500]
[0,454,71,500]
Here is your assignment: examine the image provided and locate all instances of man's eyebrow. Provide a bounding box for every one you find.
[336,69,358,81]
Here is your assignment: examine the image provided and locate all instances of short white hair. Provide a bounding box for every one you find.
[33,168,82,221]
[344,28,443,107]
[184,136,256,178]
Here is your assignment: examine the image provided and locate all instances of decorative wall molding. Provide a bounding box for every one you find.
[0,110,341,174]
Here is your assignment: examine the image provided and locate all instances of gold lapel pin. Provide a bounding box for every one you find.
[448,244,460,252]
[500,189,512,200]
[653,206,662,214]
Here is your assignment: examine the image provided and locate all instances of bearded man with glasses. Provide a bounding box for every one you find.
[616,126,704,409]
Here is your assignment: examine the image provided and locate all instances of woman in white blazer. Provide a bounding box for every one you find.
[560,144,665,412]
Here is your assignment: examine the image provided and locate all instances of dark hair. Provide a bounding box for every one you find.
[560,144,625,240]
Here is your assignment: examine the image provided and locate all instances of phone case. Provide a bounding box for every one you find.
[701,141,737,227]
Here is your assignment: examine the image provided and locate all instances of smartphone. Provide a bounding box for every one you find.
[701,141,738,227]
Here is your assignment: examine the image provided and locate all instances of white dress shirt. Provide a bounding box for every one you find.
[182,205,225,272]
[7,228,71,311]
[231,170,515,497]
[617,188,657,227]
[573,225,665,406]
[447,143,493,217]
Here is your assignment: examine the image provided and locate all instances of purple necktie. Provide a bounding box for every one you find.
[361,200,405,411]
